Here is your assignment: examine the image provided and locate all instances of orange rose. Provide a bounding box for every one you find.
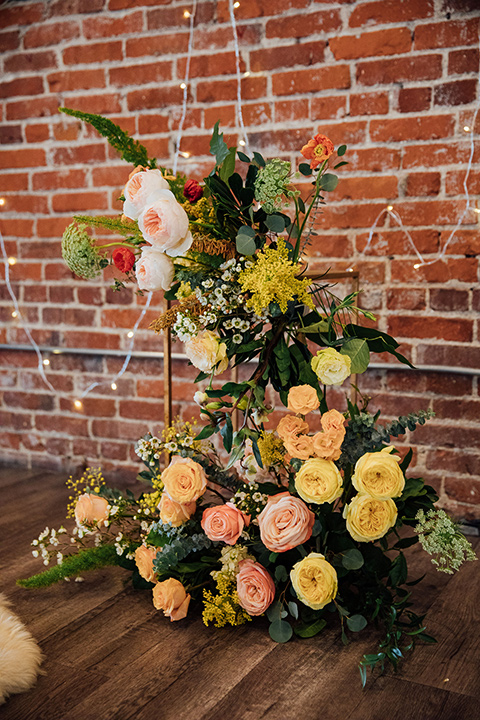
[287,385,320,415]
[236,559,275,616]
[201,502,250,545]
[312,430,344,462]
[283,433,314,461]
[162,457,207,503]
[321,409,346,434]
[301,133,335,169]
[258,492,315,553]
[159,494,196,527]
[74,493,109,527]
[134,545,158,583]
[276,415,309,441]
[152,578,191,621]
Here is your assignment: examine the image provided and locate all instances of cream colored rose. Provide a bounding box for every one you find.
[162,457,207,503]
[276,415,309,441]
[135,246,174,292]
[138,189,193,257]
[152,578,191,621]
[123,168,170,220]
[343,494,398,542]
[311,347,351,386]
[257,492,315,553]
[159,494,196,527]
[352,447,405,499]
[134,544,158,583]
[283,433,314,461]
[74,493,109,528]
[184,330,228,375]
[295,457,343,504]
[290,552,338,610]
[287,385,320,415]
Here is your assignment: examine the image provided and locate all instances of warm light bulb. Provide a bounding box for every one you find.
[183,10,191,18]
[43,358,50,366]
[179,151,191,158]
[239,140,246,146]
[11,311,18,318]
[413,263,421,269]
[53,349,62,354]
[180,82,187,89]
[464,125,471,132]
[234,1,240,7]
[387,205,393,211]
[74,400,83,410]
[243,71,250,77]
[346,267,354,273]
[8,257,16,266]
[111,382,117,390]
[0,198,5,206]
[474,208,480,214]
[127,331,134,338]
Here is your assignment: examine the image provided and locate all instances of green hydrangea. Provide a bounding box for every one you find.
[415,509,477,574]
[254,159,297,214]
[61,222,106,279]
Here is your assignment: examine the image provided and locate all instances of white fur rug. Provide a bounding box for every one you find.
[0,594,43,704]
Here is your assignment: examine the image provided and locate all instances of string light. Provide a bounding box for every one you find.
[179,151,191,158]
[8,257,16,265]
[173,0,197,174]
[111,382,117,390]
[243,71,250,78]
[180,82,187,90]
[464,125,471,132]
[73,400,83,410]
[183,10,191,18]
[43,358,50,366]
[239,140,246,146]
[233,1,240,7]
[229,0,248,151]
[0,198,6,206]
[127,331,134,338]
[11,311,18,318]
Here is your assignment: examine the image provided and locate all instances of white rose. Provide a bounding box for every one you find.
[123,169,170,220]
[135,247,174,292]
[193,391,208,405]
[138,190,193,257]
[184,330,228,375]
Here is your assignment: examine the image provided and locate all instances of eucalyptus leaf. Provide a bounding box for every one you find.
[341,548,364,571]
[275,565,288,582]
[288,601,299,620]
[347,614,367,632]
[265,214,286,233]
[236,234,256,256]
[320,173,339,192]
[269,619,293,643]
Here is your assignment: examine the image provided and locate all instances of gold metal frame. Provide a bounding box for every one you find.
[162,270,360,430]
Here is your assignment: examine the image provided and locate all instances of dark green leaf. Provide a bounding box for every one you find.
[253,151,266,167]
[237,151,251,163]
[265,214,286,233]
[288,601,299,620]
[275,565,288,582]
[389,552,408,587]
[236,233,256,256]
[220,415,233,453]
[209,121,230,166]
[219,146,237,182]
[196,425,216,441]
[299,163,312,176]
[337,144,347,156]
[295,618,327,638]
[341,548,364,571]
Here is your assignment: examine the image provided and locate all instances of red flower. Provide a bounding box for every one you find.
[112,247,135,273]
[183,179,203,203]
[300,134,335,169]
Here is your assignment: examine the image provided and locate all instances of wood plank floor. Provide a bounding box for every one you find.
[1,466,479,720]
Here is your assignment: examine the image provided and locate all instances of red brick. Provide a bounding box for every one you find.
[331,27,411,60]
[25,124,50,143]
[414,424,478,450]
[47,69,106,93]
[0,76,44,99]
[243,103,273,126]
[52,144,107,166]
[0,411,33,431]
[357,55,442,86]
[448,48,479,75]
[311,95,347,120]
[64,94,122,116]
[119,399,164,421]
[177,52,239,79]
[45,0,105,16]
[4,50,57,73]
[305,234,353,258]
[35,413,90,437]
[315,203,387,230]
[333,175,398,201]
[403,141,478,169]
[91,418,148,441]
[217,0,309,21]
[388,316,473,343]
[0,125,22,144]
[350,0,434,27]
[147,3,214,29]
[266,10,341,39]
[428,448,480,477]
[127,86,184,111]
[0,218,34,237]
[109,0,170,8]
[6,96,59,120]
[371,115,454,143]
[24,20,80,48]
[83,12,143,39]
[126,33,189,57]
[2,194,48,214]
[429,289,469,312]
[397,87,431,113]
[0,3,44,28]
[32,168,87,191]
[391,258,478,284]
[3,391,54,412]
[204,104,237,129]
[0,30,20,50]
[52,191,109,213]
[273,65,350,96]
[350,91,388,116]
[101,308,158,329]
[406,172,441,196]
[443,229,480,255]
[197,76,267,104]
[109,62,172,87]
[445,477,480,507]
[0,172,29,192]
[250,41,325,72]
[434,80,477,107]
[100,441,129,461]
[76,287,104,305]
[349,147,401,172]
[0,148,46,169]
[387,288,426,311]
[63,40,122,65]
[195,23,261,51]
[415,18,479,50]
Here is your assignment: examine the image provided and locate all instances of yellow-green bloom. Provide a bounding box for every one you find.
[61,222,106,279]
[311,347,351,386]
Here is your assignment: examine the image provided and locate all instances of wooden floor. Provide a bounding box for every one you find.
[1,466,479,720]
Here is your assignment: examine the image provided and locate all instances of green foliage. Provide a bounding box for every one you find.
[73,215,143,241]
[209,121,231,167]
[18,545,121,588]
[59,107,153,168]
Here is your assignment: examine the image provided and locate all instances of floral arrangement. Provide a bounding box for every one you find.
[20,110,476,685]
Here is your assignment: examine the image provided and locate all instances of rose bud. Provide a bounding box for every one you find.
[112,247,136,273]
[183,179,203,203]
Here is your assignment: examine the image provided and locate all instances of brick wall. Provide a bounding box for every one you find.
[1,0,479,519]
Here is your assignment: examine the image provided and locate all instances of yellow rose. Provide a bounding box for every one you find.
[161,457,207,503]
[184,330,228,375]
[295,457,343,504]
[311,347,351,386]
[287,384,320,415]
[343,494,398,542]
[290,552,338,610]
[352,447,405,499]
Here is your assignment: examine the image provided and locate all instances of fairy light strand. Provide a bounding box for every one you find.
[228,0,249,149]
[173,0,198,175]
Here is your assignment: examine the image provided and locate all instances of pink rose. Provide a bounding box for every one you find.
[138,190,193,257]
[123,168,170,220]
[201,502,250,545]
[74,493,109,527]
[236,559,275,616]
[152,578,191,621]
[257,492,315,553]
[135,246,174,292]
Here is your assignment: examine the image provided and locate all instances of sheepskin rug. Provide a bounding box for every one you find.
[0,594,43,704]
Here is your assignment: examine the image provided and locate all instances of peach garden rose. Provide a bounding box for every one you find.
[184,330,228,375]
[201,503,250,546]
[135,246,174,292]
[152,578,191,621]
[161,457,207,504]
[276,415,309,442]
[123,168,170,220]
[134,545,158,583]
[282,433,314,461]
[159,494,196,527]
[257,492,315,553]
[287,384,320,415]
[74,493,109,528]
[138,189,193,257]
[236,559,275,616]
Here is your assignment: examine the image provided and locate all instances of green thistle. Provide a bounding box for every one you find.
[254,159,297,214]
[62,221,107,279]
[415,509,477,574]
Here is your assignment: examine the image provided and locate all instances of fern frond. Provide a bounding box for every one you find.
[73,214,143,241]
[18,545,121,588]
